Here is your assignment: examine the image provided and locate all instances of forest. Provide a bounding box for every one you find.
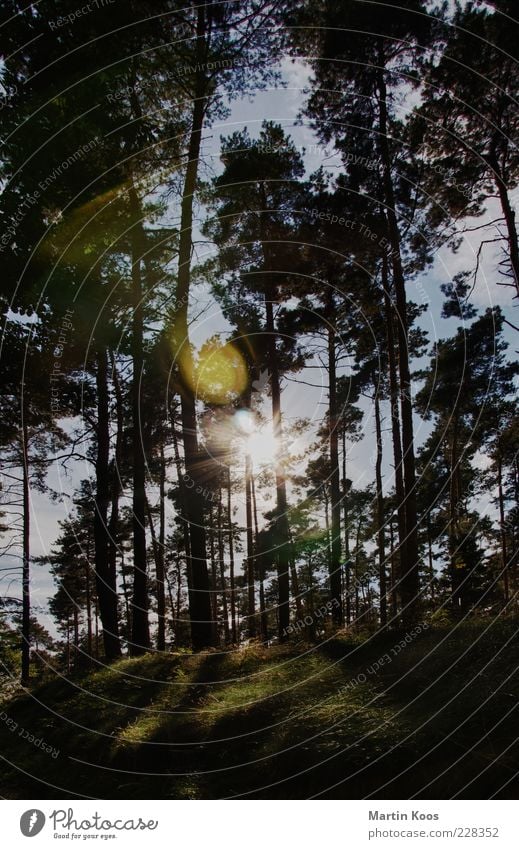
[0,0,518,800]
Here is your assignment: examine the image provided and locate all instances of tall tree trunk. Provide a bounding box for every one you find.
[94,598,99,658]
[171,417,193,595]
[377,56,420,622]
[382,236,408,619]
[73,607,79,662]
[448,415,463,608]
[389,515,398,618]
[146,494,165,649]
[342,431,351,625]
[93,343,122,660]
[157,443,167,650]
[107,353,123,634]
[258,181,291,640]
[245,453,256,637]
[264,294,291,640]
[208,504,219,644]
[21,421,30,684]
[426,512,435,603]
[227,467,237,643]
[218,482,230,644]
[497,453,510,603]
[327,300,343,624]
[252,469,268,640]
[374,386,387,626]
[85,560,93,659]
[288,529,304,621]
[324,491,332,577]
[306,554,316,640]
[172,61,213,649]
[66,617,71,674]
[129,185,150,654]
[120,553,131,640]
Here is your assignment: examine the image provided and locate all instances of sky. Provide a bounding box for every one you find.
[1,54,518,637]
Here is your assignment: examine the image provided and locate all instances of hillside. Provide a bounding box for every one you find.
[1,619,519,800]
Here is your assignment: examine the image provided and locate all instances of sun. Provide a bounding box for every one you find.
[233,410,279,466]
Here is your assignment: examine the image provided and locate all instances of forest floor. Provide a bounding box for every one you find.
[1,618,519,799]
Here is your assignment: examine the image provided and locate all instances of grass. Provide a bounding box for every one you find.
[1,617,519,799]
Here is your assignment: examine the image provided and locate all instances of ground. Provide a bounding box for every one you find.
[1,618,518,799]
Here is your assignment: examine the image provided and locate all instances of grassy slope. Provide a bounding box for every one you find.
[1,618,519,799]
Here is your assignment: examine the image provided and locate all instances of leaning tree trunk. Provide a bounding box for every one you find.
[327,297,343,624]
[488,152,519,298]
[93,343,122,660]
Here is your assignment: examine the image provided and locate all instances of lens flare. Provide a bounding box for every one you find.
[181,340,248,405]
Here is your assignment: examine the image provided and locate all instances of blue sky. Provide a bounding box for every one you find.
[2,54,518,637]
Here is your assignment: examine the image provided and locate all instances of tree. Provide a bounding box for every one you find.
[414,0,519,299]
[204,122,309,638]
[416,307,518,610]
[286,0,434,621]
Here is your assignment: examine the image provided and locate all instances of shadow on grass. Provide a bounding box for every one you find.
[2,620,519,798]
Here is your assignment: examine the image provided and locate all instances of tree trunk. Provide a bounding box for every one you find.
[93,343,122,660]
[342,431,351,625]
[218,482,230,644]
[490,160,519,298]
[245,453,256,637]
[327,300,343,624]
[129,185,150,654]
[85,560,93,659]
[107,353,123,639]
[157,443,167,650]
[377,56,420,622]
[120,553,131,640]
[448,415,463,608]
[264,294,291,640]
[146,494,165,649]
[288,529,304,621]
[252,469,268,641]
[171,416,193,594]
[382,228,410,620]
[21,421,30,684]
[497,453,510,603]
[66,617,71,674]
[208,504,219,644]
[374,387,387,626]
[172,67,213,649]
[389,515,398,618]
[227,467,237,643]
[73,607,79,662]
